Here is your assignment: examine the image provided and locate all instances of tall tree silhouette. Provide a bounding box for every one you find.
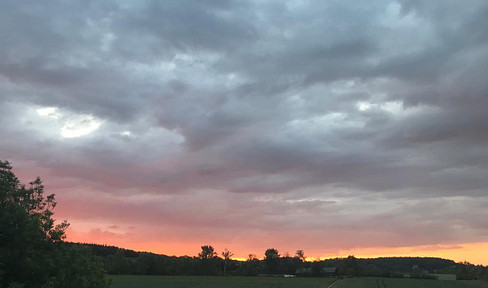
[0,160,109,288]
[221,248,234,276]
[295,250,306,262]
[199,245,217,260]
[198,245,218,275]
[264,248,280,274]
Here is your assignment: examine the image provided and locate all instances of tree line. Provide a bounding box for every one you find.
[456,262,488,280]
[83,242,479,279]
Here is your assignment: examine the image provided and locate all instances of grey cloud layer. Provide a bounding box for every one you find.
[1,0,488,249]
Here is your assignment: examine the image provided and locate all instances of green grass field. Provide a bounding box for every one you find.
[109,275,488,288]
[333,277,488,288]
[109,275,337,288]
[435,274,457,281]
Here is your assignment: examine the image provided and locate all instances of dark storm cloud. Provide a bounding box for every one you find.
[114,0,256,53]
[2,0,488,252]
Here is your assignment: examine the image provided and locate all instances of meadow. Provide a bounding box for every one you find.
[333,277,488,288]
[109,275,488,288]
[109,275,336,288]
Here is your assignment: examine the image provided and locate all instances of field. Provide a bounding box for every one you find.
[109,275,488,288]
[109,275,336,288]
[333,277,488,288]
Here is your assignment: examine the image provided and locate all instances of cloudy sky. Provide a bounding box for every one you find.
[2,0,488,264]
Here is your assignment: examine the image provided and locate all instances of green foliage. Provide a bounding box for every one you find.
[45,245,111,288]
[0,160,109,288]
[0,161,62,287]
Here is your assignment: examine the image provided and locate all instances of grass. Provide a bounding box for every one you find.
[333,277,488,288]
[435,274,457,281]
[109,275,488,288]
[458,281,488,288]
[109,275,337,288]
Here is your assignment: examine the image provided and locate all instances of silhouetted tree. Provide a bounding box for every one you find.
[295,250,306,262]
[197,245,219,275]
[264,248,280,274]
[241,254,261,276]
[0,160,109,288]
[199,245,217,260]
[221,248,234,276]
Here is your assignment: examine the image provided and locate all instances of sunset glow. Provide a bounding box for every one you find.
[65,227,488,265]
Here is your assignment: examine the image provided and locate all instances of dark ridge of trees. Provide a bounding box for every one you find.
[68,242,141,258]
[342,255,362,276]
[0,161,110,288]
[71,242,483,279]
[356,257,456,277]
[456,262,488,280]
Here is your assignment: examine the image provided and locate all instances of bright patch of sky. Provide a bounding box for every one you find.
[34,106,102,138]
[356,101,401,113]
[60,115,102,138]
[36,107,61,119]
[287,112,364,135]
[356,101,437,118]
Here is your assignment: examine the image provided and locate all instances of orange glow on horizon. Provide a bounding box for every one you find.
[322,243,488,266]
[66,229,488,265]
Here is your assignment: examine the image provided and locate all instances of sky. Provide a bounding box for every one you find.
[1,0,488,265]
